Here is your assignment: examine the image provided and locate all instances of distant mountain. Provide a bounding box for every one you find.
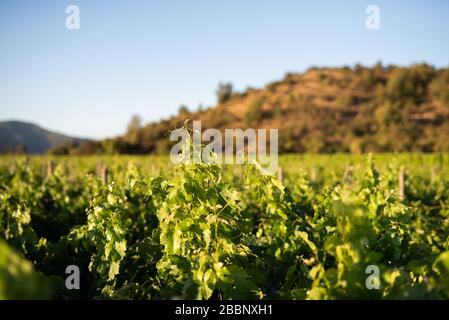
[0,121,87,154]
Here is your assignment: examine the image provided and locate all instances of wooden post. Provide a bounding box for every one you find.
[310,166,317,182]
[67,163,73,184]
[64,162,71,183]
[10,161,16,174]
[277,166,284,182]
[96,160,103,177]
[101,165,108,185]
[42,162,46,178]
[151,163,156,177]
[47,160,54,177]
[430,166,436,183]
[342,164,351,183]
[145,161,150,177]
[398,166,405,199]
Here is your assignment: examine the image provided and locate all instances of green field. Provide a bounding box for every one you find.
[1,153,449,299]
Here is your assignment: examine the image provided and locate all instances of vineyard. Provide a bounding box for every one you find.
[1,148,449,299]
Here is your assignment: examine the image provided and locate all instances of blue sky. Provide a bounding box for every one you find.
[0,0,448,139]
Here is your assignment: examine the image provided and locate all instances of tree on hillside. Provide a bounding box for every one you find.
[124,114,143,146]
[430,69,449,107]
[244,96,265,126]
[386,64,435,104]
[216,82,234,104]
[127,114,142,132]
[178,105,189,116]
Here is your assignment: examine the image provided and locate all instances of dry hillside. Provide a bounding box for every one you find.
[54,63,449,154]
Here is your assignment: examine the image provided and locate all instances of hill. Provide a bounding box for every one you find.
[0,121,86,154]
[63,63,449,154]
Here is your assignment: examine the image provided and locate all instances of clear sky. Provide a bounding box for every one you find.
[0,0,448,139]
